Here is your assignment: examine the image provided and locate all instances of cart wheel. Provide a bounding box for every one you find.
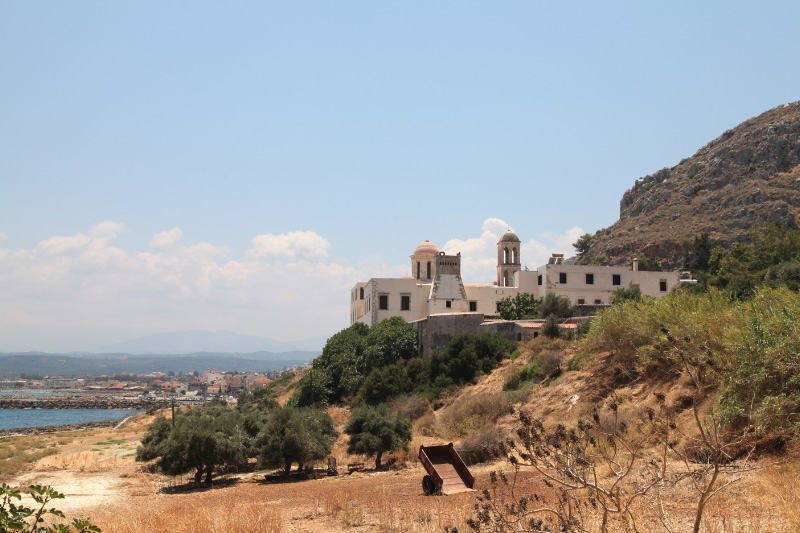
[422,475,436,495]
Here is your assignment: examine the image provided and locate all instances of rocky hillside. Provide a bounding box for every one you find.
[586,100,800,269]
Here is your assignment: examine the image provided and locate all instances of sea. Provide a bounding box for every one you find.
[0,391,143,431]
[0,409,143,431]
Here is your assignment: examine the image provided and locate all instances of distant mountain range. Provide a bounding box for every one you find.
[0,350,318,377]
[90,329,328,355]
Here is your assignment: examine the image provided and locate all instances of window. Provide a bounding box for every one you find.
[612,274,621,286]
[660,280,668,292]
[445,300,452,308]
[577,298,585,305]
[559,272,567,284]
[360,287,364,299]
[496,302,501,312]
[594,299,602,305]
[538,274,542,286]
[416,262,420,279]
[586,273,594,285]
[469,301,477,312]
[401,295,410,311]
[379,295,388,310]
[427,262,431,279]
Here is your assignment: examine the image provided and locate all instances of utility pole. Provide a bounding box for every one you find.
[310,361,314,407]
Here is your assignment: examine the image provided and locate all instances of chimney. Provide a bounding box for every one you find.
[633,258,639,272]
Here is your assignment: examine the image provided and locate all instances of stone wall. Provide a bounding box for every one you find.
[413,313,486,357]
[0,398,171,410]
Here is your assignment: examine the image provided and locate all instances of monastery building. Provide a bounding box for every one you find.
[350,231,680,328]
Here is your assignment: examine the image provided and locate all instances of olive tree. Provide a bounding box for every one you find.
[136,406,249,485]
[257,406,338,476]
[344,404,412,469]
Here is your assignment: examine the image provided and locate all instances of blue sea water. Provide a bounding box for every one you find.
[0,409,143,431]
[0,390,68,396]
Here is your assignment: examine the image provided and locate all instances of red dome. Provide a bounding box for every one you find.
[413,240,439,255]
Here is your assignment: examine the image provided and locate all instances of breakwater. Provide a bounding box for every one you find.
[0,398,171,410]
[0,420,118,438]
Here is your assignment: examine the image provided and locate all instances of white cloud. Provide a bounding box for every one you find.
[247,230,330,260]
[150,227,183,249]
[0,223,375,352]
[444,218,584,284]
[88,221,125,240]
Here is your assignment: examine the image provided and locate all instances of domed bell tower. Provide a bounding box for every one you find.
[497,230,521,287]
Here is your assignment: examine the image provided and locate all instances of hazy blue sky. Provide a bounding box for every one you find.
[2,2,798,351]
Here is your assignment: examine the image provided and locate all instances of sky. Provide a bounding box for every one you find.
[1,1,799,352]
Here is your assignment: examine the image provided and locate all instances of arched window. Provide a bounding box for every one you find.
[503,247,509,264]
[359,287,364,300]
[504,271,510,287]
[416,262,420,279]
[427,262,431,279]
[511,248,517,264]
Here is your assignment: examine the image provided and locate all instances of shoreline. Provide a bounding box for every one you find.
[0,419,121,439]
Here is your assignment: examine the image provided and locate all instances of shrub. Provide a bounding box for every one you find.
[1,483,101,532]
[439,393,511,438]
[459,426,504,464]
[541,314,561,338]
[389,395,431,422]
[539,293,573,319]
[610,286,645,305]
[580,285,800,436]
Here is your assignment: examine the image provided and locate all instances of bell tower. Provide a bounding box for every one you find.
[497,230,521,287]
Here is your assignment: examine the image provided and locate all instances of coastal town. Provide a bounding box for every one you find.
[0,368,298,400]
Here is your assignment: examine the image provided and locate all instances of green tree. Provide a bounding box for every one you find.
[610,286,645,305]
[682,232,719,273]
[290,365,333,407]
[358,363,412,405]
[293,323,369,405]
[293,318,417,406]
[764,261,800,291]
[497,293,542,320]
[573,233,597,255]
[539,292,574,318]
[429,333,517,389]
[136,406,249,485]
[364,316,418,370]
[541,314,561,338]
[257,407,338,476]
[344,405,412,469]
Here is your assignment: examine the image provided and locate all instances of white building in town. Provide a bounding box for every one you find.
[350,231,680,327]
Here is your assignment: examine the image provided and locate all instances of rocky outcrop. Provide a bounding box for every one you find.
[587,101,800,269]
[0,398,170,409]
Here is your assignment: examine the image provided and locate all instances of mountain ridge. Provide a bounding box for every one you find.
[0,350,318,376]
[584,100,800,268]
[90,329,328,355]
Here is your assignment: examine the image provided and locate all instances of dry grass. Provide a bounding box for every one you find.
[759,465,800,531]
[0,436,60,477]
[93,494,283,533]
